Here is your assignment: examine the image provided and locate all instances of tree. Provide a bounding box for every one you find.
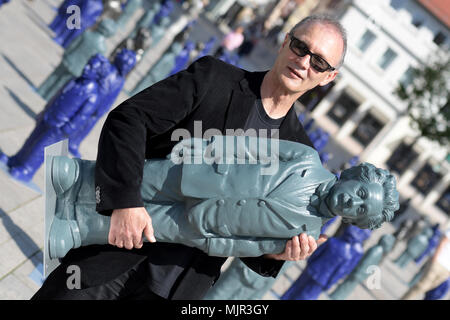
[395,51,450,148]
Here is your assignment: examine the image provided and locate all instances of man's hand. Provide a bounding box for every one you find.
[109,207,156,249]
[264,233,328,261]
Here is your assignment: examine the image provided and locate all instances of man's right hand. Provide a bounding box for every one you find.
[109,207,156,250]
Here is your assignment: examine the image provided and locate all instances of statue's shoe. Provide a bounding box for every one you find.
[48,216,81,259]
[48,156,81,259]
[51,156,79,196]
[0,152,8,165]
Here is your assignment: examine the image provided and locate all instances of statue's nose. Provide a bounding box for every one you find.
[349,197,364,207]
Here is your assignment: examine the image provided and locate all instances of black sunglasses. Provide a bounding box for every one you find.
[288,34,335,72]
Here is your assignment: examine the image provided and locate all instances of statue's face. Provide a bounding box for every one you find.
[326,180,384,227]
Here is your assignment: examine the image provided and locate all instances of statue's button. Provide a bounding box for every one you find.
[237,200,246,206]
[217,199,225,206]
[258,200,266,207]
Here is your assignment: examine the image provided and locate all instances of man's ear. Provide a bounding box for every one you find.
[319,70,338,87]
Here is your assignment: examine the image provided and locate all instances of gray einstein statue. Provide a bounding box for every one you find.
[329,234,395,300]
[46,135,399,259]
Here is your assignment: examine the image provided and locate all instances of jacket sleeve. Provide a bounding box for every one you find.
[95,56,216,214]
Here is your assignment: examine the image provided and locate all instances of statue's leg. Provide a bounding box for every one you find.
[328,277,359,300]
[394,251,411,268]
[47,157,206,258]
[37,64,73,101]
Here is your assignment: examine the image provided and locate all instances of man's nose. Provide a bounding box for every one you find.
[295,53,311,70]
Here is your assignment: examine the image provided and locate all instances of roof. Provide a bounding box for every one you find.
[417,0,450,29]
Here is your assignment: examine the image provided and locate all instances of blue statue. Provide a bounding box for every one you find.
[53,0,104,48]
[394,226,434,268]
[37,18,117,101]
[68,49,137,157]
[168,40,195,76]
[45,136,399,261]
[424,277,450,300]
[2,55,110,182]
[129,32,185,96]
[49,0,79,35]
[329,233,395,300]
[314,131,329,153]
[280,225,372,300]
[415,223,441,264]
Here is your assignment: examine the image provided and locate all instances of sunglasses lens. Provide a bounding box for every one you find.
[311,56,327,72]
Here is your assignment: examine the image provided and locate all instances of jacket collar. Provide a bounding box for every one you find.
[224,70,311,144]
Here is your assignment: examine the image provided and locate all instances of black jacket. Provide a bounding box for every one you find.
[75,56,314,299]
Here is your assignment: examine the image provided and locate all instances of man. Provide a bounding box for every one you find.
[32,14,347,300]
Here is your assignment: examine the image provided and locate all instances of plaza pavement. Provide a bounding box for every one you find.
[0,0,445,301]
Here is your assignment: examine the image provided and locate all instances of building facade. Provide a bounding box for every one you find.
[301,0,450,225]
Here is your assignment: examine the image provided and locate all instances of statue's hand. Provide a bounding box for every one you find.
[264,233,328,261]
[109,207,156,249]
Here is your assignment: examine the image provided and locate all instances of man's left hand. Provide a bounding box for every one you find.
[264,233,328,261]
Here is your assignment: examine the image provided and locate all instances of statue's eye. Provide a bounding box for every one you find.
[358,188,367,199]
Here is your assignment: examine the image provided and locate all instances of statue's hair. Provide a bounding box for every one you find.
[289,14,347,68]
[340,163,399,230]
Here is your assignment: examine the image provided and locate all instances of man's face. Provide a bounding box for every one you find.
[326,180,384,228]
[272,22,343,94]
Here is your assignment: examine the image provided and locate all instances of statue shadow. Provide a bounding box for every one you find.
[2,54,38,90]
[4,86,37,120]
[22,0,55,38]
[0,207,41,268]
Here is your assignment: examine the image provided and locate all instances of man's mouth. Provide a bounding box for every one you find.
[287,67,302,79]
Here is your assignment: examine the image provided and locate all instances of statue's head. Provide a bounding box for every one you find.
[114,49,136,76]
[341,225,371,243]
[378,234,395,252]
[82,54,109,79]
[97,18,117,37]
[326,163,399,230]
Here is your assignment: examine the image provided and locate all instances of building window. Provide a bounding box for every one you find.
[390,0,402,10]
[377,48,397,70]
[433,31,446,46]
[298,82,336,112]
[411,163,443,195]
[357,30,376,52]
[327,92,360,126]
[399,66,415,88]
[436,186,450,216]
[351,112,384,147]
[386,142,419,175]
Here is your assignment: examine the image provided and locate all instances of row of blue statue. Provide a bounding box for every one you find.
[1,0,219,186]
[203,216,449,300]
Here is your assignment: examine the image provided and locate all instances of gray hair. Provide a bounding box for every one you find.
[289,14,347,69]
